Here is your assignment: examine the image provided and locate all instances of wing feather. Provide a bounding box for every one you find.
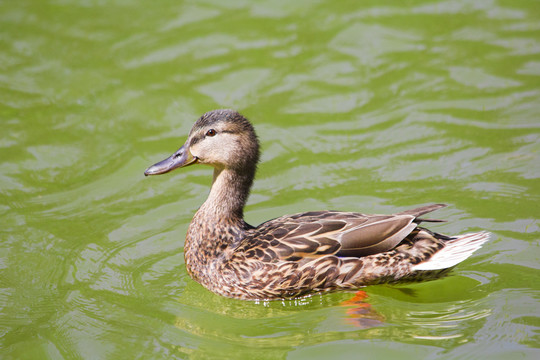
[336,215,416,257]
[246,205,447,262]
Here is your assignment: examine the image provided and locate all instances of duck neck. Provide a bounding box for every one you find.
[185,166,255,283]
[198,166,255,226]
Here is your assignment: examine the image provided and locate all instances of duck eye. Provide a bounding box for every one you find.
[206,129,216,137]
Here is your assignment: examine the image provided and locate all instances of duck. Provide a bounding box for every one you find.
[144,109,490,300]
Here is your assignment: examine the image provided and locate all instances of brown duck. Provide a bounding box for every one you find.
[144,109,490,300]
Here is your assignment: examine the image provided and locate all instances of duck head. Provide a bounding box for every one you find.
[144,109,260,176]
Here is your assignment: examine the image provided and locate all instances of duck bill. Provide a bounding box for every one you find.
[144,144,197,176]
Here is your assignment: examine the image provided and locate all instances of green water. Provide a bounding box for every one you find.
[1,0,539,358]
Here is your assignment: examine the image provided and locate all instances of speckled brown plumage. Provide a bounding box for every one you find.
[145,109,490,300]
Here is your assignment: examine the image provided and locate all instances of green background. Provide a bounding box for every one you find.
[1,0,539,359]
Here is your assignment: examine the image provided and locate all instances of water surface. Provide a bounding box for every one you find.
[1,0,539,359]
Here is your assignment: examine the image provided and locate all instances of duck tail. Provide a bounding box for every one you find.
[412,231,490,271]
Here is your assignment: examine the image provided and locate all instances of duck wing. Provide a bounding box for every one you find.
[249,204,447,260]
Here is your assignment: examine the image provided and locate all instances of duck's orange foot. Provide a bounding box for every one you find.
[340,290,369,306]
[340,290,384,329]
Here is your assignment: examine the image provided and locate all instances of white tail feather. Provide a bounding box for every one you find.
[412,231,490,271]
